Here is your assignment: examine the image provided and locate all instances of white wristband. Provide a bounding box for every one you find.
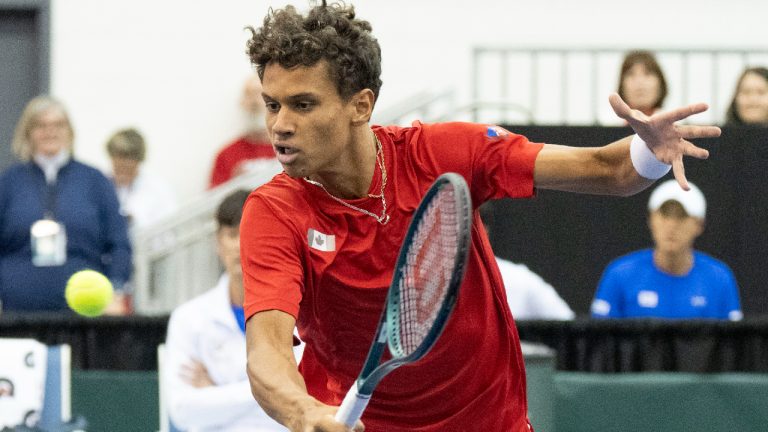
[630,135,671,179]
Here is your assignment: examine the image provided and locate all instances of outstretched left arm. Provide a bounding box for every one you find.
[533,93,721,196]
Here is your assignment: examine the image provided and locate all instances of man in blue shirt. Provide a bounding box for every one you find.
[591,180,742,320]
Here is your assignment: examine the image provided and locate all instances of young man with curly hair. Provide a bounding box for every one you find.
[239,2,720,431]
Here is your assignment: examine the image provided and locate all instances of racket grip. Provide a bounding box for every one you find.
[334,385,371,428]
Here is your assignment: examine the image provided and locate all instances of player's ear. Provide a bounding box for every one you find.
[350,88,375,125]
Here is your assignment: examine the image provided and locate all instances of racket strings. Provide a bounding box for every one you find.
[396,187,460,356]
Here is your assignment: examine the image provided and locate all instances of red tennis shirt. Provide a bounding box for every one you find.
[241,121,543,431]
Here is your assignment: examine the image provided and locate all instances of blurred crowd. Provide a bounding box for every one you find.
[1,53,765,319]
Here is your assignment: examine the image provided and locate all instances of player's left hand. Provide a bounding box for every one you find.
[609,93,721,190]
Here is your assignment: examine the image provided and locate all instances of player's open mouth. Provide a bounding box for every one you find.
[275,145,300,165]
[275,145,298,155]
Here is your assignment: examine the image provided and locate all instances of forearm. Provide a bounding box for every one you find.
[246,311,336,431]
[534,136,656,196]
[247,340,322,431]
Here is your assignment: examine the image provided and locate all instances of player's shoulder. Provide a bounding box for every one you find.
[251,173,302,199]
[377,121,522,143]
[402,121,518,140]
[246,173,314,217]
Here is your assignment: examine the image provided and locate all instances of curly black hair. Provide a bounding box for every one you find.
[246,1,382,103]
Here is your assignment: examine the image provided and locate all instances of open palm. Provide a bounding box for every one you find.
[609,93,721,190]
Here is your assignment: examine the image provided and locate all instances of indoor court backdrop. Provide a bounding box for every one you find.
[486,125,768,317]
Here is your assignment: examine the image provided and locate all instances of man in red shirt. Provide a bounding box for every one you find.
[240,2,720,431]
[208,74,276,188]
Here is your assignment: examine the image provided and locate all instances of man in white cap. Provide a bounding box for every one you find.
[591,179,742,320]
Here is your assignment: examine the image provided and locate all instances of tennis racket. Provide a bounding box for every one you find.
[334,172,473,428]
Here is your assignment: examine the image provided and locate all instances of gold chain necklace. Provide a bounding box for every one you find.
[303,133,390,225]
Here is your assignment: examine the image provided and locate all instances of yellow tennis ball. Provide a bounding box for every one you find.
[65,270,114,317]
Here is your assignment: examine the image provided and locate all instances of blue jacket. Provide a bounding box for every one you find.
[0,159,132,312]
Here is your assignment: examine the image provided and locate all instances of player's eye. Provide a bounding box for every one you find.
[265,102,280,113]
[295,101,314,111]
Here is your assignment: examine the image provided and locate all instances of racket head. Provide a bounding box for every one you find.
[385,172,472,363]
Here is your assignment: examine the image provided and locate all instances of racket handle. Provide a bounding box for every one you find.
[334,385,371,428]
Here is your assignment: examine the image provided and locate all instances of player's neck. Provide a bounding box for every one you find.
[307,128,378,199]
[653,249,694,275]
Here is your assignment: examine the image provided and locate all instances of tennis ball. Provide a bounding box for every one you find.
[65,270,114,317]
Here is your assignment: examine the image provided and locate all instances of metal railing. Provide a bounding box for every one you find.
[131,159,283,314]
[471,47,768,125]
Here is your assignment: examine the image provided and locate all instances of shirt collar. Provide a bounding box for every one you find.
[33,150,71,184]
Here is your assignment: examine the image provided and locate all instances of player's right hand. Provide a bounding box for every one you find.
[295,403,364,432]
[308,415,364,432]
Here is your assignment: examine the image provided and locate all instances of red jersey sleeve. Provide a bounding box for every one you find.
[240,191,304,320]
[406,122,544,205]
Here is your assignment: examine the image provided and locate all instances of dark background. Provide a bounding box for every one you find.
[486,125,768,317]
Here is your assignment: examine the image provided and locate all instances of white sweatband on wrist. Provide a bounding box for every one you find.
[630,134,671,179]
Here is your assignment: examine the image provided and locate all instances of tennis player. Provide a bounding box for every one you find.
[240,2,721,431]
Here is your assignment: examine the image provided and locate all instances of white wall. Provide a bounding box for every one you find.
[50,0,768,203]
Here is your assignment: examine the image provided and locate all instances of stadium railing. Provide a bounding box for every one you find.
[470,46,768,125]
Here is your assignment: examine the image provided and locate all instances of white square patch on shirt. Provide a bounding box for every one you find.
[637,290,659,308]
[307,228,335,252]
[690,295,708,308]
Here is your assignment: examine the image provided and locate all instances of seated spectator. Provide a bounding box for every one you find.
[725,66,768,126]
[480,203,575,320]
[0,96,131,313]
[591,180,742,320]
[105,127,178,229]
[164,189,299,431]
[209,75,275,188]
[617,50,668,116]
[495,258,576,320]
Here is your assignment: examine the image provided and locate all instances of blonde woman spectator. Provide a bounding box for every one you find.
[0,96,131,313]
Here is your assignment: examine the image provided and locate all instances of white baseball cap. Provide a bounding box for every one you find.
[647,179,706,219]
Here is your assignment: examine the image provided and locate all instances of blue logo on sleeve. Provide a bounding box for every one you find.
[487,126,509,137]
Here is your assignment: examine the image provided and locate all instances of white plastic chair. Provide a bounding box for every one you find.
[157,344,183,432]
